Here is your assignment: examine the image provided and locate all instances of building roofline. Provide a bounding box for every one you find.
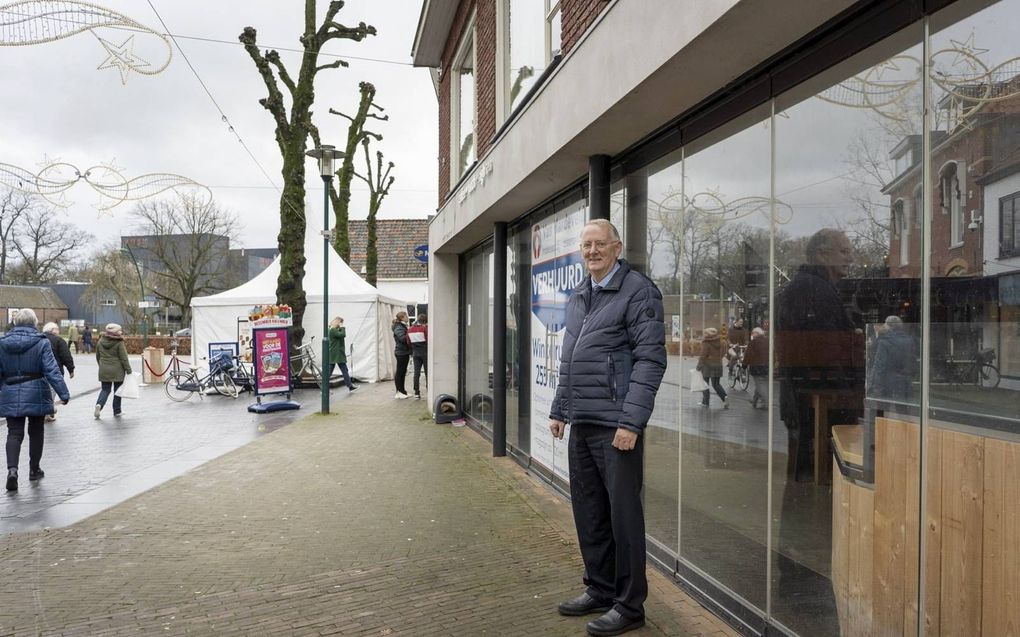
[411,0,458,68]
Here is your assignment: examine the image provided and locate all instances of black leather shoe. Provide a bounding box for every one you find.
[6,469,17,491]
[586,609,645,636]
[29,468,44,481]
[558,592,612,617]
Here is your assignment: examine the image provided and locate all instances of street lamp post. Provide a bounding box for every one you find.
[305,144,345,415]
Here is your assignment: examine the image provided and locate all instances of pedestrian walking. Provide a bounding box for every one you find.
[327,316,356,392]
[0,309,70,490]
[392,311,411,399]
[407,313,428,400]
[745,326,768,409]
[82,324,94,354]
[67,323,80,354]
[698,327,728,408]
[94,323,132,419]
[549,219,666,636]
[41,322,75,422]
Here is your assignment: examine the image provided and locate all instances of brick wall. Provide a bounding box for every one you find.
[561,0,609,56]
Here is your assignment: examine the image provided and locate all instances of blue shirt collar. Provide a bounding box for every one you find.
[592,261,621,288]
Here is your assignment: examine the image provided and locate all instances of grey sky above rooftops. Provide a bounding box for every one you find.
[1,0,437,252]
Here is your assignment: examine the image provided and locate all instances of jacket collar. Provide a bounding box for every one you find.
[576,259,631,295]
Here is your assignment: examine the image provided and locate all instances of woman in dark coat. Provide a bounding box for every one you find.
[698,327,728,408]
[42,322,74,422]
[0,309,70,490]
[94,323,132,418]
[392,311,411,399]
[327,316,356,391]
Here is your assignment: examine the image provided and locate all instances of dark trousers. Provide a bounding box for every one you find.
[412,354,427,395]
[6,416,45,471]
[568,423,647,620]
[394,355,410,395]
[327,363,354,389]
[97,381,123,414]
[701,375,726,405]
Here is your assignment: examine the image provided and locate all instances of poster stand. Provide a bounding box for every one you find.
[247,314,300,413]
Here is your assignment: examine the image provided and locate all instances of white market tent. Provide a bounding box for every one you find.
[191,224,406,383]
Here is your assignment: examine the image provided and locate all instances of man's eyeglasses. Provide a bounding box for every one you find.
[579,240,619,252]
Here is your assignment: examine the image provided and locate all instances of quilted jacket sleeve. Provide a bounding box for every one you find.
[619,284,667,432]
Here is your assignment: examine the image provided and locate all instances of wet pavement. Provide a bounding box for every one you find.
[1,355,348,534]
[0,374,736,637]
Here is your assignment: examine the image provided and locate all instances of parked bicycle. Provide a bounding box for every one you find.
[942,347,1000,389]
[164,352,239,401]
[289,337,323,388]
[727,344,749,391]
[230,355,255,393]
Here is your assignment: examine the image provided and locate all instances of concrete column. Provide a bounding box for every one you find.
[428,251,459,410]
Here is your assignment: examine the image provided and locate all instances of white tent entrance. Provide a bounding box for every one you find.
[191,224,405,383]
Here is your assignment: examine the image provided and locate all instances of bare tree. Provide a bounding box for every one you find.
[240,1,376,349]
[82,246,147,329]
[0,189,35,284]
[8,207,92,283]
[130,193,240,325]
[356,140,394,287]
[311,81,387,262]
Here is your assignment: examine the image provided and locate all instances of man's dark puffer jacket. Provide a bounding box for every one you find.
[549,259,667,432]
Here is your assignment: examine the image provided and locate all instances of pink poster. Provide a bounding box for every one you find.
[253,328,291,395]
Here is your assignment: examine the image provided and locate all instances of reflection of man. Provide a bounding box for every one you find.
[549,219,666,637]
[776,228,862,480]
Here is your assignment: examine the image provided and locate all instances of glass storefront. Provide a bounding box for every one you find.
[458,0,1020,633]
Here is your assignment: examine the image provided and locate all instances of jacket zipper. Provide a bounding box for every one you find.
[608,354,617,402]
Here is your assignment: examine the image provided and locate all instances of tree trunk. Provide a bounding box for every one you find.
[366,193,378,286]
[276,149,308,348]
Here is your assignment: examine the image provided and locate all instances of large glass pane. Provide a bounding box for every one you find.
[507,224,530,453]
[680,109,772,610]
[509,0,546,112]
[773,24,923,636]
[925,2,1020,634]
[464,244,493,428]
[457,40,475,177]
[640,150,681,555]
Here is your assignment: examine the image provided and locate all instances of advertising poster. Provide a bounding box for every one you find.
[253,328,291,396]
[530,202,586,480]
[237,318,252,362]
[208,342,239,369]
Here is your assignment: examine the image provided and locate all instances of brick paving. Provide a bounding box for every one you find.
[0,380,737,636]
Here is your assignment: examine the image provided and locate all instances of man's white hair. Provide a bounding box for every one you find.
[583,219,621,241]
[42,322,60,335]
[12,308,38,327]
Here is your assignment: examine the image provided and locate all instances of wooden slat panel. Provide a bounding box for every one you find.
[848,484,875,636]
[832,470,850,635]
[982,438,1020,637]
[923,427,943,636]
[940,430,984,636]
[873,416,907,637]
[902,420,921,636]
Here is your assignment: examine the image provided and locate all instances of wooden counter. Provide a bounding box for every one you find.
[832,415,1020,636]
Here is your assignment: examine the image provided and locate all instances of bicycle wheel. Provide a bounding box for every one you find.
[737,366,749,391]
[978,363,1001,389]
[165,371,196,402]
[307,361,323,389]
[213,372,239,398]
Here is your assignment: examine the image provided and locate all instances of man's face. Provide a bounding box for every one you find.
[818,234,853,281]
[580,224,622,282]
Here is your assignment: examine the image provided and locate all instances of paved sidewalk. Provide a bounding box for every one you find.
[0,381,737,636]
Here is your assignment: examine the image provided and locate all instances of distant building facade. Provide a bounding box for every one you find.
[347,219,429,306]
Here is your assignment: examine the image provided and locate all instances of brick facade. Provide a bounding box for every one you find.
[436,0,609,206]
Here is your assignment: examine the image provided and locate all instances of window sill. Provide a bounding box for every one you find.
[949,242,964,250]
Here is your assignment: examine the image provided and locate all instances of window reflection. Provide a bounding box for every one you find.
[464,246,493,426]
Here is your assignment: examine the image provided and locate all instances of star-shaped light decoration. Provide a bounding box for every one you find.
[96,35,151,84]
[947,32,989,69]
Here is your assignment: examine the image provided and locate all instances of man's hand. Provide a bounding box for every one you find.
[60,400,68,405]
[549,419,566,439]
[612,428,638,451]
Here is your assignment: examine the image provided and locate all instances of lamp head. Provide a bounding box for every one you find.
[305,145,346,179]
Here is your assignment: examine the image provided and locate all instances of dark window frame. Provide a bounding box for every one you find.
[1000,191,1020,258]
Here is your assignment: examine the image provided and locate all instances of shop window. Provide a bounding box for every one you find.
[940,161,965,246]
[450,17,476,186]
[1001,191,1020,258]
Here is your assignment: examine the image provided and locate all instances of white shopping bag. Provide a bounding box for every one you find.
[115,372,141,399]
[689,368,709,392]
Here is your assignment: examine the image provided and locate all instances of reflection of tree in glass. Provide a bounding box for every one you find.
[510,65,535,106]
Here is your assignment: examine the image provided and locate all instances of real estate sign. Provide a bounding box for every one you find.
[529,202,586,480]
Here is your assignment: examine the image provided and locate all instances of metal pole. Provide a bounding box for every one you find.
[322,176,331,414]
[123,246,148,348]
[588,155,611,220]
[492,222,507,457]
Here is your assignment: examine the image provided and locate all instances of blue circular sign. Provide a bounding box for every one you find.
[413,244,429,262]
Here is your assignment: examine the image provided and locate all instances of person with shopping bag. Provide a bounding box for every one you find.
[94,323,132,418]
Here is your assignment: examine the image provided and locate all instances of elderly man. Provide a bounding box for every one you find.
[549,219,666,636]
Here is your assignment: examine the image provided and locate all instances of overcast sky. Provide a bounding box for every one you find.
[1,0,437,253]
